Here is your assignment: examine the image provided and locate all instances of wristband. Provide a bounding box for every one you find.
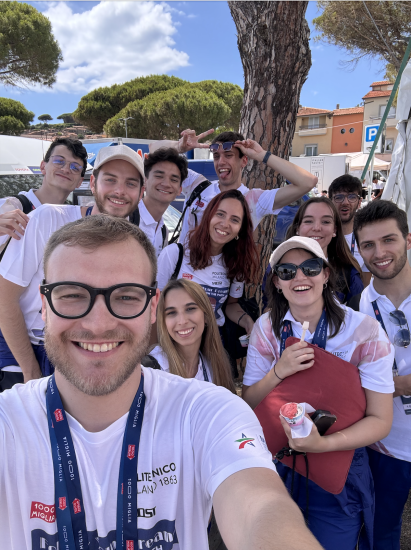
[274,364,284,381]
[262,151,272,164]
[237,312,247,326]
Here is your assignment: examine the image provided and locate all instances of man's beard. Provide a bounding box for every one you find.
[364,244,408,280]
[44,322,151,396]
[93,185,138,219]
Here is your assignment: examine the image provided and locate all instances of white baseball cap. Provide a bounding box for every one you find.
[269,236,328,268]
[94,145,145,181]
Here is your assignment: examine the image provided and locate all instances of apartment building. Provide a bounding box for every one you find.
[331,106,364,153]
[291,107,333,157]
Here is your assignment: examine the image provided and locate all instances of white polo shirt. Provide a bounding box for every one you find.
[150,345,213,383]
[138,200,168,258]
[179,169,281,244]
[344,232,369,273]
[360,281,411,461]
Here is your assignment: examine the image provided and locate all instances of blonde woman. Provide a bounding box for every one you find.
[150,278,235,392]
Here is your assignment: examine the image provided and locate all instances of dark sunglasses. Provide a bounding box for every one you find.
[389,309,410,348]
[209,142,235,153]
[274,258,324,280]
[333,193,361,203]
[40,280,157,320]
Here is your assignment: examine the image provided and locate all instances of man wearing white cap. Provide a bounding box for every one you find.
[0,145,144,390]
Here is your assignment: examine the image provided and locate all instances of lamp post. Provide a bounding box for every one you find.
[118,117,133,139]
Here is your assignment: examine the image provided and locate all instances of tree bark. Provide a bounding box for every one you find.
[228,1,311,304]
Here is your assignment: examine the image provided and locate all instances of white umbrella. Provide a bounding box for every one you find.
[383,59,411,262]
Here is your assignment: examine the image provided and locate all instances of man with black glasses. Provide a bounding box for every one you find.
[329,174,372,285]
[0,145,144,390]
[0,215,323,550]
[354,200,411,549]
[150,129,317,245]
[0,137,87,246]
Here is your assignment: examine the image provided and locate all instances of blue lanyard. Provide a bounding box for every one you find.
[350,233,356,254]
[199,353,209,382]
[85,207,93,217]
[46,373,145,550]
[371,300,398,375]
[280,310,328,357]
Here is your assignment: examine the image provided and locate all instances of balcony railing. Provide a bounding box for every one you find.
[299,123,328,130]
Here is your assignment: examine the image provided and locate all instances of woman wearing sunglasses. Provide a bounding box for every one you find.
[287,196,364,305]
[149,278,235,391]
[157,189,259,339]
[242,236,394,550]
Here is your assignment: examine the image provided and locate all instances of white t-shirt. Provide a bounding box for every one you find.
[0,189,41,247]
[244,306,395,394]
[138,200,168,258]
[150,345,213,382]
[0,204,82,348]
[157,244,244,327]
[179,169,282,244]
[344,232,369,273]
[360,282,411,461]
[0,368,276,550]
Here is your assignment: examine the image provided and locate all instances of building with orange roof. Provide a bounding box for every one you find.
[291,107,334,157]
[331,106,364,153]
[362,80,398,162]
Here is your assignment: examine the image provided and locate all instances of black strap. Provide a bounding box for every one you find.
[141,354,162,370]
[169,179,212,244]
[129,206,140,226]
[161,223,167,249]
[171,243,184,280]
[15,194,35,214]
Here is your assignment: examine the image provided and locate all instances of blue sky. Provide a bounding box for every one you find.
[1,1,387,123]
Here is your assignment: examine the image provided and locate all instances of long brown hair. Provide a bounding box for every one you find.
[188,189,259,284]
[267,251,345,339]
[156,279,235,393]
[287,197,362,280]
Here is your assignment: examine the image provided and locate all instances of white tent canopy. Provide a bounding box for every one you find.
[383,59,411,262]
[0,135,52,176]
[349,153,391,171]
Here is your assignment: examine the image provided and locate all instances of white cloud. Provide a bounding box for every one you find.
[312,91,319,95]
[42,1,190,94]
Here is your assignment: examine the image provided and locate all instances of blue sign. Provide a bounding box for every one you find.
[365,125,379,142]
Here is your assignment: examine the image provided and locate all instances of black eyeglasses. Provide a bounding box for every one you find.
[274,258,324,280]
[50,155,83,174]
[209,142,235,153]
[40,280,157,320]
[333,193,361,204]
[389,309,410,348]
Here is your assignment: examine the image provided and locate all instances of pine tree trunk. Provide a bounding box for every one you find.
[228,1,311,304]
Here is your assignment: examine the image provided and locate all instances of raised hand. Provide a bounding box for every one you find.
[178,128,215,153]
[234,139,266,161]
[0,210,30,239]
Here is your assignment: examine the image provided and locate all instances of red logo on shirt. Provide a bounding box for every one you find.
[58,497,67,511]
[53,409,64,422]
[72,498,81,514]
[30,501,56,523]
[182,273,193,280]
[195,199,204,208]
[127,445,135,460]
[126,541,134,550]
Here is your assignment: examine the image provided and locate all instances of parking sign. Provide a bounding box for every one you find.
[363,124,382,153]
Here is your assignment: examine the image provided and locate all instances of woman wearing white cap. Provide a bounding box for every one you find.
[242,236,394,550]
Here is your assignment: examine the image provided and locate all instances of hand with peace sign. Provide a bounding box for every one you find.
[178,128,215,153]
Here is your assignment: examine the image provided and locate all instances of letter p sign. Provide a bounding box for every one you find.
[366,126,378,142]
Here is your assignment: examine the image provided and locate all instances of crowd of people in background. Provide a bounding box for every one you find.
[0,130,409,550]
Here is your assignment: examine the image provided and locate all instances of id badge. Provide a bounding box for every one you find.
[400,395,411,415]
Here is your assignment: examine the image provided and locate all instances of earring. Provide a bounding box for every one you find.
[323,282,328,289]
[277,288,283,294]
[235,235,239,240]
[332,233,336,237]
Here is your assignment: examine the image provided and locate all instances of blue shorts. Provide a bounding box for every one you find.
[0,329,54,376]
[276,447,374,550]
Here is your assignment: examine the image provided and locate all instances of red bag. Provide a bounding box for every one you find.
[254,336,366,494]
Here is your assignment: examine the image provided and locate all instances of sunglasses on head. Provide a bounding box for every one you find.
[274,258,324,280]
[209,142,235,153]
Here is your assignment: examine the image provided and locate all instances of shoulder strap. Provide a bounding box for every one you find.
[161,223,167,249]
[129,206,140,226]
[141,354,162,370]
[16,194,34,214]
[171,243,184,281]
[169,179,212,244]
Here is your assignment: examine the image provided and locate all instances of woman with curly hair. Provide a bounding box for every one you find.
[157,189,259,335]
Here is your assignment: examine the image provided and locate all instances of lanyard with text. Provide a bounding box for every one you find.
[350,233,356,254]
[46,373,145,550]
[85,207,93,217]
[280,309,328,357]
[199,352,209,382]
[371,301,411,415]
